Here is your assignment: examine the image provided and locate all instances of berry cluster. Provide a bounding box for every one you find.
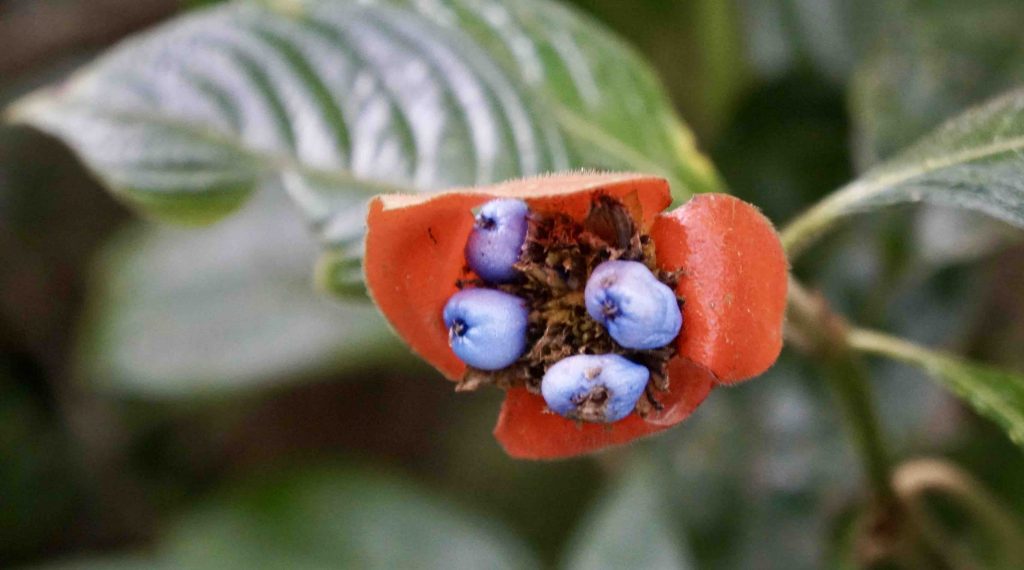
[365,173,788,458]
[442,198,682,424]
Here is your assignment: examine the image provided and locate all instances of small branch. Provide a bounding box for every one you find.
[845,327,939,365]
[790,282,1024,566]
[786,278,896,505]
[826,349,897,505]
[894,458,1024,567]
[778,189,854,258]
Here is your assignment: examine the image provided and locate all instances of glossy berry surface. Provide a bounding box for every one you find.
[443,288,528,370]
[465,198,529,282]
[541,354,649,423]
[584,260,682,350]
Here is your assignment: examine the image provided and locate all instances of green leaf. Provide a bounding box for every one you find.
[846,1,1024,265]
[7,0,719,231]
[782,87,1024,256]
[849,328,1024,448]
[568,0,749,137]
[35,466,538,569]
[562,459,694,570]
[80,189,405,397]
[164,466,538,569]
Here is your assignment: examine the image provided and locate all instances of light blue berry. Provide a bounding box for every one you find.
[443,288,528,370]
[541,354,649,423]
[585,260,682,350]
[465,198,529,282]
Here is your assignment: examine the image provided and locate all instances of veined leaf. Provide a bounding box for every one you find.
[849,328,1024,448]
[845,1,1024,267]
[7,0,719,231]
[10,0,723,387]
[783,88,1024,256]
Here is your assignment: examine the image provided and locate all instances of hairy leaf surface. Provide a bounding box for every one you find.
[784,88,1024,255]
[850,329,1024,448]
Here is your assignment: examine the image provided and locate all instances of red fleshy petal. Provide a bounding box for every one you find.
[652,194,788,384]
[493,357,715,460]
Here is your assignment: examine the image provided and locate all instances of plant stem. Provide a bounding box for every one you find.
[787,279,895,504]
[894,458,1024,567]
[788,279,927,565]
[845,327,941,365]
[824,348,896,505]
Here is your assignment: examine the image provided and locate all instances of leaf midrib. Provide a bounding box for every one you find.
[19,87,685,202]
[848,327,1024,443]
[11,96,417,197]
[782,132,1024,254]
[8,0,697,201]
[550,104,683,188]
[843,134,1024,205]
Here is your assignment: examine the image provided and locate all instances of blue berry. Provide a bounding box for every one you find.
[585,260,682,350]
[541,354,649,423]
[465,199,530,282]
[443,288,528,370]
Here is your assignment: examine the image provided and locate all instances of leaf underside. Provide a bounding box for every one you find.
[852,331,1024,449]
[784,87,1024,254]
[913,354,1024,448]
[851,89,1024,226]
[928,357,1024,448]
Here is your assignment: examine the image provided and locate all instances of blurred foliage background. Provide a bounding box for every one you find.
[2,0,1024,568]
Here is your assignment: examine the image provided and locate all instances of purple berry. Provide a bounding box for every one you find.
[465,198,529,282]
[541,354,649,423]
[585,260,682,350]
[443,288,528,370]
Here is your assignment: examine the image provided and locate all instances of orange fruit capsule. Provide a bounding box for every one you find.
[365,173,788,459]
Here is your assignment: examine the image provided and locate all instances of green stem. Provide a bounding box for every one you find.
[778,185,857,258]
[846,327,942,365]
[790,280,1024,566]
[824,348,896,505]
[787,279,896,504]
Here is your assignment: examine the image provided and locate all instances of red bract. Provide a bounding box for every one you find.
[364,173,788,459]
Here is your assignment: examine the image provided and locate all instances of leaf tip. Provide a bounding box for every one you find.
[667,120,725,197]
[314,251,368,299]
[3,90,53,126]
